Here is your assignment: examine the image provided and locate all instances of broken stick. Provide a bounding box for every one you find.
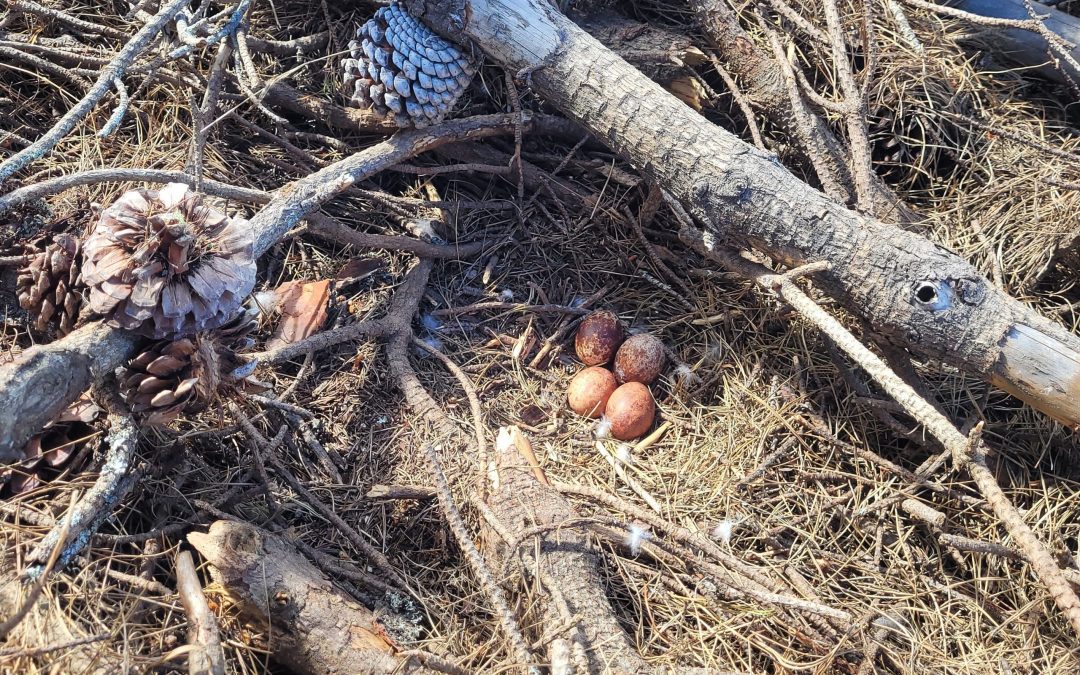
[175,550,226,675]
[187,520,438,675]
[479,426,651,673]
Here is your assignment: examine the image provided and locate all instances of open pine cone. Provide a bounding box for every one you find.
[342,2,476,128]
[81,183,256,338]
[118,309,262,424]
[16,233,84,336]
[2,395,102,497]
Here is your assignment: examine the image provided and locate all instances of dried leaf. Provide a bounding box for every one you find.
[336,257,385,283]
[267,279,331,350]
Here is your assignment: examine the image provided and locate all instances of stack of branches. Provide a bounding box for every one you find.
[0,0,1079,673]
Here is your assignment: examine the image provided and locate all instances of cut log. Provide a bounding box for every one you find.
[187,520,436,675]
[406,0,1080,430]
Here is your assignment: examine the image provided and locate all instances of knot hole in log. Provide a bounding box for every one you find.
[911,276,986,312]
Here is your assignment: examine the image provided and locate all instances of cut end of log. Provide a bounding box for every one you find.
[990,323,1080,431]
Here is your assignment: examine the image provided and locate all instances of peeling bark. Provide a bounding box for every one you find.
[406,0,1080,429]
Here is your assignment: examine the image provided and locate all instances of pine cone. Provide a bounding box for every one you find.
[81,183,256,339]
[342,2,477,128]
[16,233,84,336]
[118,310,261,424]
[2,395,102,497]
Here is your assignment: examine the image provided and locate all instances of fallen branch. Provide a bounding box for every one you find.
[476,427,650,673]
[187,520,440,675]
[423,443,534,666]
[25,407,140,575]
[676,218,1080,640]
[174,550,226,675]
[408,0,1080,430]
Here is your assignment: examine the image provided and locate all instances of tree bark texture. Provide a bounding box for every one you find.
[480,432,651,674]
[407,0,1080,430]
[187,520,435,675]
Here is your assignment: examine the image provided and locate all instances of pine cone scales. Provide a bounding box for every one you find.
[119,310,259,423]
[342,2,476,128]
[17,233,83,336]
[2,395,102,497]
[81,183,256,338]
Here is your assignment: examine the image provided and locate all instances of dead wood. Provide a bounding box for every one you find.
[174,550,226,675]
[187,520,438,675]
[407,0,1080,430]
[575,11,705,84]
[676,216,1080,638]
[479,426,651,674]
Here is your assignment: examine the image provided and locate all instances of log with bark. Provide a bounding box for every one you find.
[405,0,1080,430]
[478,426,652,673]
[187,520,438,675]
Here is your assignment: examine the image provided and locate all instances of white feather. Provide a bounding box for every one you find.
[496,426,515,454]
[593,416,612,439]
[675,364,701,388]
[711,519,737,545]
[420,313,442,331]
[626,523,650,556]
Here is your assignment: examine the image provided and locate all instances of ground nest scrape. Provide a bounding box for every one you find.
[1,0,1080,673]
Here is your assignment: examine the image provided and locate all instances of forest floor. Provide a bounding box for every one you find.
[1,0,1080,673]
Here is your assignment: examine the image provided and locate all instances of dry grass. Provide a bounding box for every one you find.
[2,0,1080,673]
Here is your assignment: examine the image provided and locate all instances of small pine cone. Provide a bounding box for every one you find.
[342,2,477,128]
[81,183,256,339]
[2,395,102,497]
[118,310,260,424]
[16,233,84,336]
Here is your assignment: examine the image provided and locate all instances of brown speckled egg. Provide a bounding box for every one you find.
[575,310,625,366]
[606,382,655,440]
[567,366,617,418]
[614,333,666,385]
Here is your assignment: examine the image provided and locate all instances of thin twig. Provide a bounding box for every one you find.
[175,550,226,675]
